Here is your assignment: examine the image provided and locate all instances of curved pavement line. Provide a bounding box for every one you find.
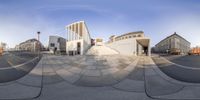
[54,56,139,87]
[160,56,200,70]
[150,57,200,86]
[144,57,200,100]
[0,55,43,100]
[0,56,39,70]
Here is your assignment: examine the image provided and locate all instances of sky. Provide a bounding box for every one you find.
[0,0,200,48]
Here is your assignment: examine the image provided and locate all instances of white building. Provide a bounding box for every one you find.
[49,36,66,54]
[66,21,92,55]
[106,31,151,56]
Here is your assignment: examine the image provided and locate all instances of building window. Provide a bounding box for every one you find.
[138,34,141,37]
[129,36,131,38]
[133,35,136,37]
[50,43,55,47]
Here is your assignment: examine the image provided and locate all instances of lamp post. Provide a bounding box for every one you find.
[37,31,40,54]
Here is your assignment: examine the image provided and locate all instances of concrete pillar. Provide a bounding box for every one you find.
[134,39,137,56]
[78,22,80,39]
[69,25,72,41]
[148,39,151,56]
[67,27,69,41]
[73,24,75,40]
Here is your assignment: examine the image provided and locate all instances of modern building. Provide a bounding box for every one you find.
[106,31,151,56]
[17,38,44,52]
[66,21,92,55]
[49,36,66,54]
[154,32,190,54]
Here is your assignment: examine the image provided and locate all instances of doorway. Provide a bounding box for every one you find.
[77,42,81,55]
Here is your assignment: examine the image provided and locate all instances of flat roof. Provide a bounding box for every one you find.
[115,31,144,38]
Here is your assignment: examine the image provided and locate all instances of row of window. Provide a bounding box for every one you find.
[115,34,142,41]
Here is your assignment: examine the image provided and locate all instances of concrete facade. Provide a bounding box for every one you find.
[155,32,190,54]
[66,21,91,55]
[49,36,66,54]
[106,31,151,56]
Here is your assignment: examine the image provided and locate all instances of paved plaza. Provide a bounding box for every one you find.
[0,54,200,100]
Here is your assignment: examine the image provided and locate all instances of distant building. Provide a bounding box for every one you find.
[66,21,92,55]
[106,31,151,56]
[154,32,190,54]
[15,45,20,51]
[0,42,7,51]
[49,36,66,54]
[95,38,103,46]
[17,38,44,52]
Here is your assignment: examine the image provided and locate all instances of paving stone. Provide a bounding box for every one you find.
[145,74,184,96]
[85,66,97,70]
[17,74,42,87]
[82,69,101,77]
[101,68,119,75]
[43,72,64,85]
[123,59,139,72]
[51,64,64,71]
[113,79,144,92]
[75,75,118,87]
[43,66,54,73]
[56,69,81,84]
[96,65,110,69]
[112,70,130,81]
[68,67,82,74]
[128,66,144,81]
[61,64,72,70]
[0,83,41,99]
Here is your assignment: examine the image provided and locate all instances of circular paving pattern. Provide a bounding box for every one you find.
[42,55,138,87]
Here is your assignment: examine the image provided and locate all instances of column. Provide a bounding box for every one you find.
[67,27,69,41]
[70,25,73,41]
[148,39,151,56]
[73,24,75,40]
[77,22,80,39]
[75,23,77,40]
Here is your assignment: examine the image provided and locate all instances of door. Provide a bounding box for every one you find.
[77,42,81,55]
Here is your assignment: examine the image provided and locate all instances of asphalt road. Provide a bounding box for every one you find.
[152,56,200,83]
[0,51,38,68]
[165,55,200,68]
[0,51,41,83]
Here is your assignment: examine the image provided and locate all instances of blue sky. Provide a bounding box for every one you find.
[0,0,200,48]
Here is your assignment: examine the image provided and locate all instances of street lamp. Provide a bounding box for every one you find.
[37,31,40,54]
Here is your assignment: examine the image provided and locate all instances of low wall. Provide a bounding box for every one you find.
[106,38,137,55]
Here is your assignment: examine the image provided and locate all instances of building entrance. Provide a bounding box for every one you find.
[77,42,81,55]
[136,38,150,56]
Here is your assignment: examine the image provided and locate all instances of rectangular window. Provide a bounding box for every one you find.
[50,43,55,47]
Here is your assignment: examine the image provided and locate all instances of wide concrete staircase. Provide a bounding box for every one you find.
[86,45,119,56]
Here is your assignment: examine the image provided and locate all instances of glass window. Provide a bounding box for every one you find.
[50,43,55,47]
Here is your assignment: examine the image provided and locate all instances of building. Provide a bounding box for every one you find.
[17,38,44,52]
[154,32,190,54]
[49,36,66,54]
[94,38,103,46]
[66,21,92,55]
[106,31,151,56]
[0,42,7,51]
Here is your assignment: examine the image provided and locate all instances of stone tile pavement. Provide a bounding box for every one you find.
[1,54,200,100]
